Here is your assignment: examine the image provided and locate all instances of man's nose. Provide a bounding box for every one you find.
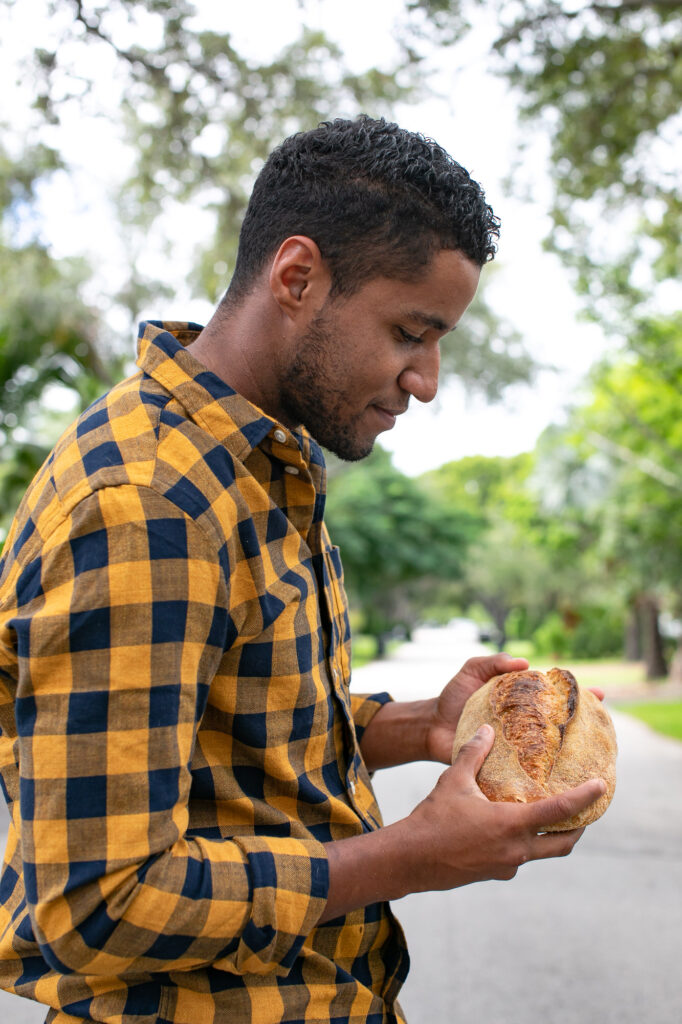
[398,345,440,404]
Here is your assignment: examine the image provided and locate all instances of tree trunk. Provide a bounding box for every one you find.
[624,599,642,661]
[638,594,668,681]
[489,602,507,652]
[669,639,682,686]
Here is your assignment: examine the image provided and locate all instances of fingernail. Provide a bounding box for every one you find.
[477,724,493,739]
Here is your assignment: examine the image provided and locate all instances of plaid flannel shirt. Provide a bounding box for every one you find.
[0,321,409,1024]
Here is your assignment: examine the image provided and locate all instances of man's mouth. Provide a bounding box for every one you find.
[372,404,407,429]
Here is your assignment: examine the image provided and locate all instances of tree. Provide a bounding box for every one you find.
[4,0,535,375]
[422,453,554,649]
[325,447,479,653]
[0,141,121,541]
[457,517,556,650]
[423,447,626,657]
[409,1,682,325]
[0,0,538,540]
[567,319,682,678]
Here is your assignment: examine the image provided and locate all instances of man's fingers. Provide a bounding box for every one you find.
[452,724,495,779]
[526,827,586,862]
[462,652,530,683]
[523,779,606,831]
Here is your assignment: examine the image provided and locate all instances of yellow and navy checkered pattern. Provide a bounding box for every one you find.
[0,322,409,1023]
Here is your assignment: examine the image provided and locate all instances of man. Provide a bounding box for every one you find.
[0,116,604,1024]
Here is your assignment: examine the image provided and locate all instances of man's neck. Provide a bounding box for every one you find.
[186,297,287,423]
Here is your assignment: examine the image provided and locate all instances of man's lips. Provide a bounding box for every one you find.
[372,404,407,429]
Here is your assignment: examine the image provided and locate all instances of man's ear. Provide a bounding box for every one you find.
[269,236,331,320]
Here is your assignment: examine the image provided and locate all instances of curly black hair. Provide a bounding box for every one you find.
[223,115,499,305]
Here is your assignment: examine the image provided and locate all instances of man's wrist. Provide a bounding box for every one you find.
[358,697,440,772]
[319,817,421,923]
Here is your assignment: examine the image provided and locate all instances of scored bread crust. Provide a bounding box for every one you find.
[451,668,617,831]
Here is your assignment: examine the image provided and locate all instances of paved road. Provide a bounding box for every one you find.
[353,626,682,1024]
[1,624,680,1023]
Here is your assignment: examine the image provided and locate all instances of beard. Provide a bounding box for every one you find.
[279,312,374,462]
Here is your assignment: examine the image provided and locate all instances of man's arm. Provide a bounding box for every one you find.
[9,486,327,978]
[321,724,605,923]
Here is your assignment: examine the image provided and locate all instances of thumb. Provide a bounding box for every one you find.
[452,724,495,779]
[525,779,607,832]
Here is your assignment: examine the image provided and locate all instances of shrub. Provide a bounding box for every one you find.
[532,605,624,660]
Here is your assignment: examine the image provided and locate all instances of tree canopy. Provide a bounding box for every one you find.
[409,0,682,324]
[569,314,682,675]
[0,0,538,543]
[326,447,480,650]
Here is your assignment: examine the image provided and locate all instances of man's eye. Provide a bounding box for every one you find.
[398,327,422,344]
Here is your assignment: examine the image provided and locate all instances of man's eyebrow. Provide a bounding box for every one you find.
[403,310,454,332]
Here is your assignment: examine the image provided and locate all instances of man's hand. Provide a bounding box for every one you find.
[424,653,607,765]
[321,723,605,921]
[425,652,529,764]
[358,653,606,773]
[405,724,605,890]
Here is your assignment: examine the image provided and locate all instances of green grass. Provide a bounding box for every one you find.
[613,701,682,742]
[479,649,648,691]
[546,659,647,691]
[498,640,534,660]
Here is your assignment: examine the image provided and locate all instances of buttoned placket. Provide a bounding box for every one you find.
[268,427,316,538]
[322,552,364,811]
[269,427,363,811]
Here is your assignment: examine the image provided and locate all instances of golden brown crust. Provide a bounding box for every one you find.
[490,669,578,786]
[451,668,617,830]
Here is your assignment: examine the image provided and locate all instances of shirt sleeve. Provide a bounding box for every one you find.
[349,692,393,745]
[11,484,329,979]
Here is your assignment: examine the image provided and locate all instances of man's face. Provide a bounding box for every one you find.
[278,248,480,460]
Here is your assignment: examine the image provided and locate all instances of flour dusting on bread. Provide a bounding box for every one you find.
[451,667,617,830]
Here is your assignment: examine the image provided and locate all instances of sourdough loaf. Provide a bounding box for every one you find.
[451,668,617,830]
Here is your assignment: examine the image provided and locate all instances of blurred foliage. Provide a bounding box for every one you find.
[0,0,536,541]
[575,321,682,595]
[531,606,625,661]
[423,453,563,650]
[566,313,682,677]
[0,142,123,539]
[407,0,682,326]
[325,447,480,650]
[422,330,682,677]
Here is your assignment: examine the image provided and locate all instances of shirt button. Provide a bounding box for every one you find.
[284,465,299,475]
[273,429,287,444]
[349,779,356,795]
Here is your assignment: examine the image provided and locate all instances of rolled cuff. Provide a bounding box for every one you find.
[349,692,393,745]
[213,834,329,977]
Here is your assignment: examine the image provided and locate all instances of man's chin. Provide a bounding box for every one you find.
[296,409,377,462]
[316,431,375,462]
[326,441,375,462]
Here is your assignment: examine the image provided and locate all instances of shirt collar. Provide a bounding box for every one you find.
[136,320,325,471]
